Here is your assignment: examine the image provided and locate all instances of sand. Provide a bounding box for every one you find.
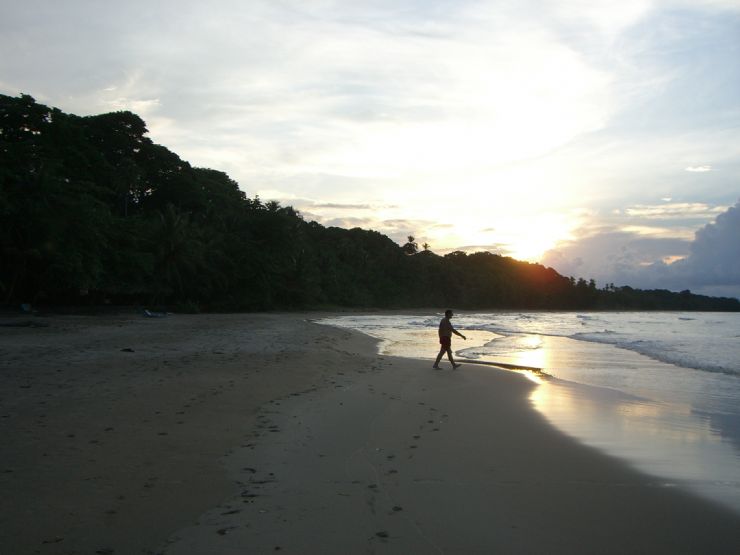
[1,312,738,554]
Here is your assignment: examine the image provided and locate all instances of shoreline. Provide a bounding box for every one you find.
[321,312,740,515]
[164,345,740,554]
[2,313,739,554]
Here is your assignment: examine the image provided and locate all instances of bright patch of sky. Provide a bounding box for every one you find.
[1,0,738,296]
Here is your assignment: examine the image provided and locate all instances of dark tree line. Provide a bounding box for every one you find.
[1,93,738,312]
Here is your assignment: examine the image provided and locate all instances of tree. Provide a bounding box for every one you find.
[402,235,419,255]
[2,92,738,312]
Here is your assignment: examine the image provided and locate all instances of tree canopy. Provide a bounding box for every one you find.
[1,93,738,312]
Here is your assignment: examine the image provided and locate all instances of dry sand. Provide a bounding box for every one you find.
[1,312,738,554]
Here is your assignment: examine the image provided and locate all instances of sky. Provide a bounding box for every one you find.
[2,0,739,297]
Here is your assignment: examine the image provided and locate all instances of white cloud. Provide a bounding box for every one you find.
[548,0,653,37]
[624,202,727,219]
[685,165,713,172]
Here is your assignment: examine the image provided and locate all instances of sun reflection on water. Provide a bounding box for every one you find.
[526,349,740,514]
[510,340,548,371]
[317,315,740,514]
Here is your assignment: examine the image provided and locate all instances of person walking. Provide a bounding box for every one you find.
[433,309,466,369]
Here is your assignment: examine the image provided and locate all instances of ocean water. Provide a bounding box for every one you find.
[318,311,740,513]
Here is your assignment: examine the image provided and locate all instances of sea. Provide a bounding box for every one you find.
[318,311,740,514]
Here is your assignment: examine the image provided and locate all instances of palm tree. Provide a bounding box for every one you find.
[403,235,419,255]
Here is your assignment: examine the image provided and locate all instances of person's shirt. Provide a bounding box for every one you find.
[439,317,454,338]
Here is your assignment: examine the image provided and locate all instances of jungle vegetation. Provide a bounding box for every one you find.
[2,93,738,312]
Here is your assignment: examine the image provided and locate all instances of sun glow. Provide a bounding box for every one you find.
[267,25,611,260]
[491,213,576,262]
[506,232,565,263]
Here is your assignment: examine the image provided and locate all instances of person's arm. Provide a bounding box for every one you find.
[452,327,466,340]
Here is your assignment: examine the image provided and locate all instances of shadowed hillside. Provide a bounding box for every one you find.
[1,94,738,311]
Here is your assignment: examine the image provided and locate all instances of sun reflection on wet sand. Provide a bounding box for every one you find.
[509,340,548,370]
[370,328,500,362]
[523,339,740,514]
[452,331,740,513]
[322,318,740,513]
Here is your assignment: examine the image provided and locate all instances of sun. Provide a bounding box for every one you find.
[507,234,562,262]
[483,212,575,263]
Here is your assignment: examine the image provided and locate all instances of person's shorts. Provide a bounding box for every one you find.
[439,336,451,349]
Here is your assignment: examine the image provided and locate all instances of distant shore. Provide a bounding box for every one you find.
[1,312,738,554]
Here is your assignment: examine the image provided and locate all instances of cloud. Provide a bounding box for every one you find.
[313,202,397,210]
[1,0,738,262]
[670,200,740,290]
[624,202,726,219]
[0,0,616,185]
[543,200,740,298]
[541,230,691,283]
[437,243,508,255]
[322,217,376,228]
[685,165,713,172]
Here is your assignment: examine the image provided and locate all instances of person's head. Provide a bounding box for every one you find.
[445,309,453,318]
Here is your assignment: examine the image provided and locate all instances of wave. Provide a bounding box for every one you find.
[462,322,739,378]
[320,313,740,379]
[570,332,740,377]
[576,314,596,321]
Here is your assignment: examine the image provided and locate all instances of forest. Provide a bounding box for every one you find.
[2,93,738,312]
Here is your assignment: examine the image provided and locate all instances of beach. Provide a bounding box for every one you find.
[1,312,739,554]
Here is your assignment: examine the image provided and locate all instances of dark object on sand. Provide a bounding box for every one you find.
[0,320,49,328]
[143,310,168,318]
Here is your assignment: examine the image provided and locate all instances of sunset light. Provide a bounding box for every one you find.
[2,0,738,296]
[3,3,740,552]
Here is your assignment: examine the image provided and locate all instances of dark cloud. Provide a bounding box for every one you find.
[669,200,740,291]
[541,231,690,282]
[542,200,740,298]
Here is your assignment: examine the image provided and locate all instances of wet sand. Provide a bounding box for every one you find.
[1,313,739,554]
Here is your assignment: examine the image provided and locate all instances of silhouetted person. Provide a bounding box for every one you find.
[433,309,466,369]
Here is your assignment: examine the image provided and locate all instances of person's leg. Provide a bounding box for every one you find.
[433,347,445,368]
[446,348,461,369]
